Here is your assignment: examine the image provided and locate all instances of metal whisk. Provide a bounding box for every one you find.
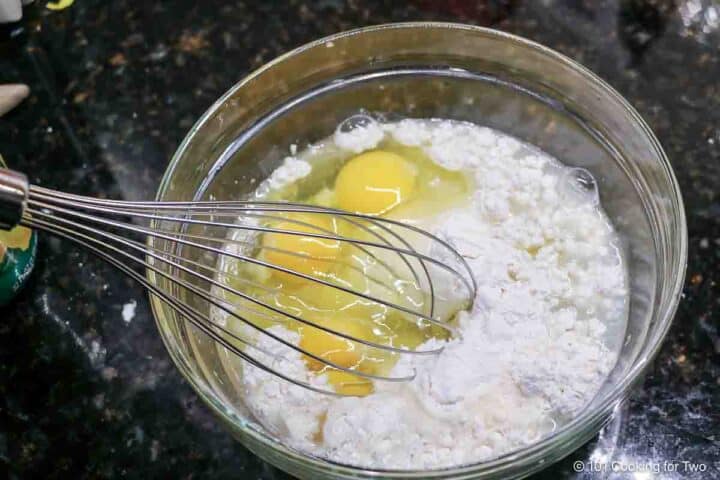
[0,168,476,395]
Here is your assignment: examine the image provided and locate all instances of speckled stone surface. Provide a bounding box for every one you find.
[0,1,718,479]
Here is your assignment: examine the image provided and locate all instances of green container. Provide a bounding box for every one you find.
[0,227,37,305]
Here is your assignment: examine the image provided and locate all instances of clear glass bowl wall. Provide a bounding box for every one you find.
[149,23,686,480]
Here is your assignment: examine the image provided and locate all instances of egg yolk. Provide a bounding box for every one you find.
[335,150,417,215]
[261,213,341,284]
[299,318,377,396]
[299,319,372,371]
[325,370,374,396]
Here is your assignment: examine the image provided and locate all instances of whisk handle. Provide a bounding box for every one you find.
[0,168,28,231]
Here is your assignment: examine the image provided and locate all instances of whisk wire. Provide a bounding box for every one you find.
[26,196,461,331]
[26,203,441,355]
[24,216,353,396]
[30,188,475,297]
[23,213,417,387]
[33,186,427,292]
[0,171,478,396]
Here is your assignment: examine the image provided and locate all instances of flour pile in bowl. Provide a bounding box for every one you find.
[212,117,628,469]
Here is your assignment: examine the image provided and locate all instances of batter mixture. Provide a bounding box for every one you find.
[213,115,628,469]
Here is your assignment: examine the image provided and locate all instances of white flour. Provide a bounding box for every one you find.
[263,156,311,190]
[223,118,628,469]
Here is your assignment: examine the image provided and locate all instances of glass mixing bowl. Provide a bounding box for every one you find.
[149,23,687,479]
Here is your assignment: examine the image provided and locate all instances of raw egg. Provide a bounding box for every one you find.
[335,150,417,215]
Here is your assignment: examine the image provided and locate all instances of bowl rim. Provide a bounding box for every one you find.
[153,21,688,477]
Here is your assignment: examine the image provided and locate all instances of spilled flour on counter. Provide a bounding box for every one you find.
[214,118,628,469]
[122,300,137,324]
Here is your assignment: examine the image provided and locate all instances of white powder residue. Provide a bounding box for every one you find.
[217,118,628,469]
[333,118,384,153]
[230,326,330,448]
[122,300,137,324]
[264,156,312,191]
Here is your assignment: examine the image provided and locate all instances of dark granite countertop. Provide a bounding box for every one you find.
[1,1,718,479]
